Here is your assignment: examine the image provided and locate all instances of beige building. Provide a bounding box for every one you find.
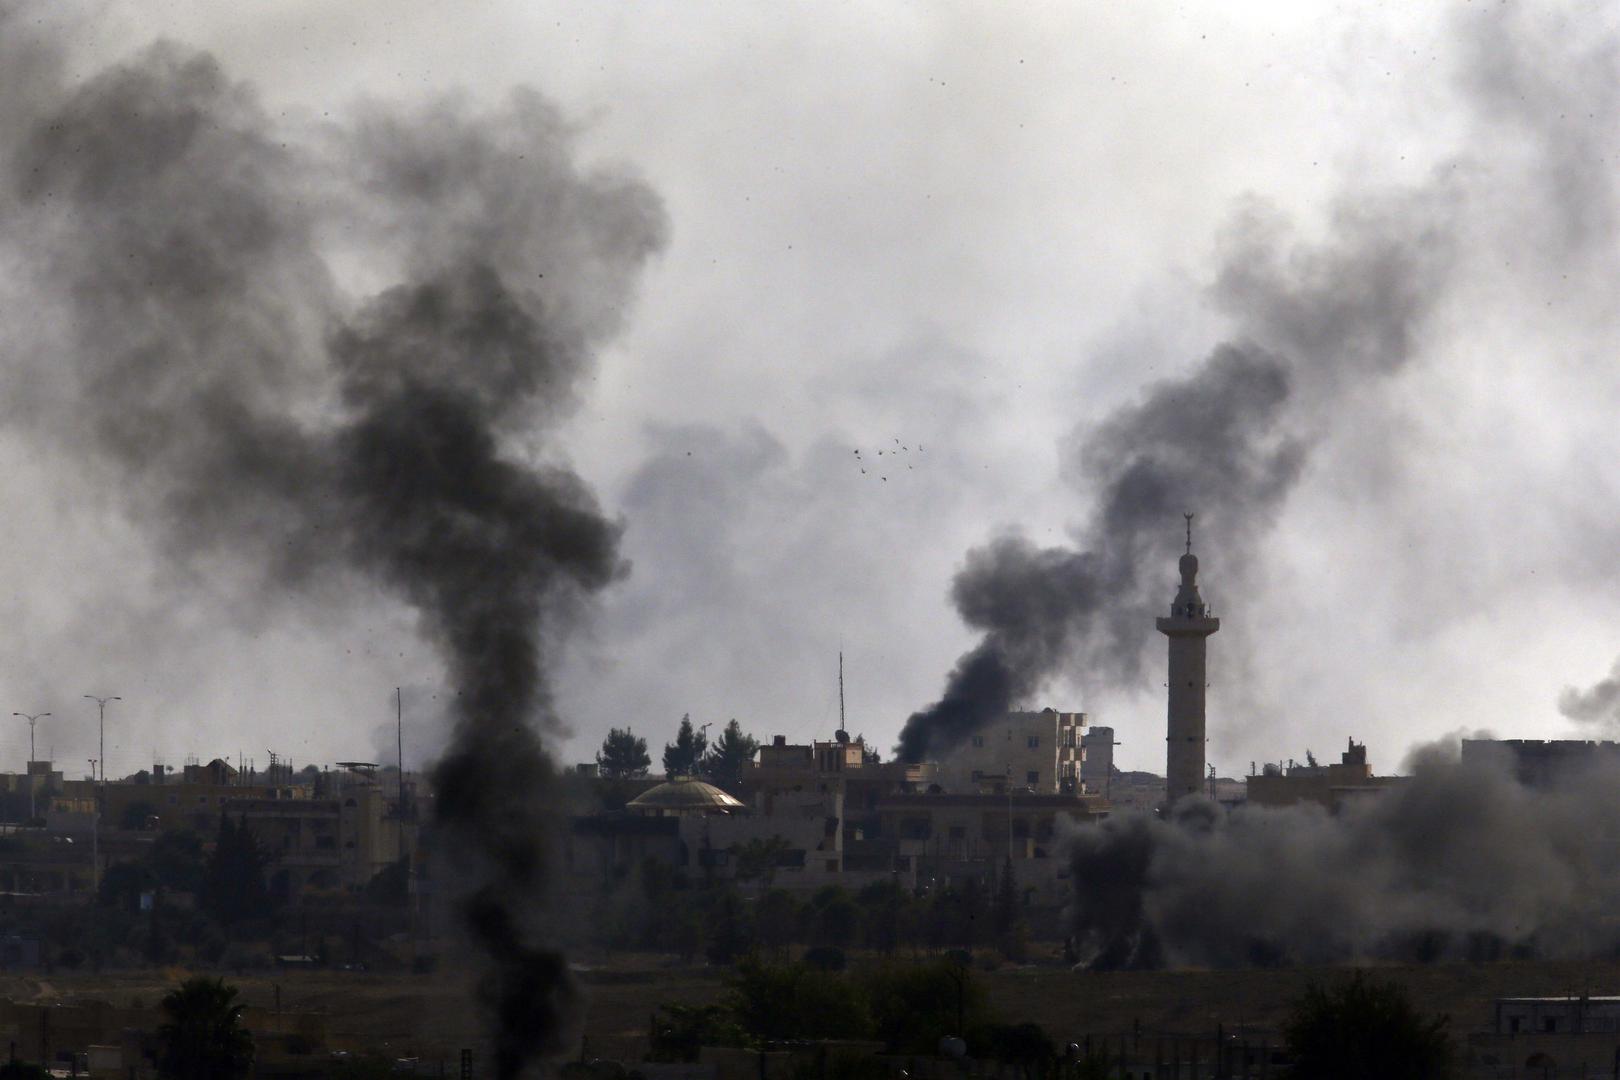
[1245,738,1405,811]
[935,708,1085,795]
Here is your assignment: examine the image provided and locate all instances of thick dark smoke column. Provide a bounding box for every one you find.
[900,0,1619,764]
[897,204,1449,761]
[0,11,665,1075]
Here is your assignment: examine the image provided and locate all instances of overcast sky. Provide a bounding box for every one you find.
[2,2,1618,780]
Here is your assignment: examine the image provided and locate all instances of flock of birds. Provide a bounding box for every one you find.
[854,438,922,481]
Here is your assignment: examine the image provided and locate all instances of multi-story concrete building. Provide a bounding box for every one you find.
[1460,738,1620,788]
[1080,726,1116,798]
[934,708,1085,795]
[1245,738,1405,812]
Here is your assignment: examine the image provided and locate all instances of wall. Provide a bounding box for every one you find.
[934,709,1085,795]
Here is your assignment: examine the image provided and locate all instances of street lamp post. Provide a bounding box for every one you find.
[12,712,49,821]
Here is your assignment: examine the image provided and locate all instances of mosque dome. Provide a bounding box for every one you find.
[626,778,745,815]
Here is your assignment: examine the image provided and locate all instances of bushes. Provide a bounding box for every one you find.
[727,957,874,1042]
[590,868,1023,960]
[864,960,989,1053]
[648,1003,750,1062]
[1284,972,1456,1080]
[720,957,987,1051]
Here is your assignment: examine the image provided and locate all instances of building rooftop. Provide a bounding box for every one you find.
[626,778,745,815]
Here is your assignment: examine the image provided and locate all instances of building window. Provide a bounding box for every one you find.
[971,735,985,748]
[1026,771,1039,786]
[1027,736,1040,749]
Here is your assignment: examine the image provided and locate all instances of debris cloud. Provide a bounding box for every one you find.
[1067,746,1620,969]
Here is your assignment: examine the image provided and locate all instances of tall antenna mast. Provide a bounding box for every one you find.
[838,652,846,732]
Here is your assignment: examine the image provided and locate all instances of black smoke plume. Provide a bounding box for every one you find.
[900,2,1620,764]
[1066,745,1620,969]
[896,202,1449,762]
[0,10,665,1075]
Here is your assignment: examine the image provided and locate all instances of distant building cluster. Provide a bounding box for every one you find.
[0,755,420,904]
[569,710,1106,915]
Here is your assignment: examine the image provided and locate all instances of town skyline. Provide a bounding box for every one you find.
[2,3,1617,781]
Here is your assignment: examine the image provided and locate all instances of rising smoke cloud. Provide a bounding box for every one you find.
[896,191,1453,763]
[898,3,1619,764]
[1067,744,1620,969]
[0,8,665,1076]
[1559,660,1620,734]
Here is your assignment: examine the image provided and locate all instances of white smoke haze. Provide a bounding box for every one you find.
[2,7,1620,792]
[1066,744,1620,970]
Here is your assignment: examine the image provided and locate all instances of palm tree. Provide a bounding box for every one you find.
[157,977,254,1080]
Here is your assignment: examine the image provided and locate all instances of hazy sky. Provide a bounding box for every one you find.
[2,2,1618,780]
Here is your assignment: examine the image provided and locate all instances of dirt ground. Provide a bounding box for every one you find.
[8,954,1620,1062]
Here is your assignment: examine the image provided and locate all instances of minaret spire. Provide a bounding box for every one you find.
[1158,514,1219,806]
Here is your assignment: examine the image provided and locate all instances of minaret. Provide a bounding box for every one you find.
[1156,513,1219,805]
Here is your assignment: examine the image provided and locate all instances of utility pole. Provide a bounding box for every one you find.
[88,758,98,894]
[12,713,49,821]
[83,695,119,784]
[84,695,118,898]
[395,688,406,858]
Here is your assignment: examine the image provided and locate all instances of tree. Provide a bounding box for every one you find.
[596,727,651,780]
[704,886,754,966]
[731,836,791,886]
[149,830,206,894]
[649,1003,751,1062]
[864,960,990,1052]
[704,719,759,794]
[662,714,708,779]
[202,816,275,926]
[726,958,873,1042]
[157,977,254,1080]
[993,856,1019,937]
[119,799,158,830]
[755,889,800,958]
[364,855,409,907]
[856,880,916,954]
[98,861,156,912]
[1284,972,1456,1080]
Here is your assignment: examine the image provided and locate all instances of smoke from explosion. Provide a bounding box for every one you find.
[895,192,1451,763]
[1066,743,1620,969]
[897,3,1620,763]
[1559,660,1620,735]
[0,8,665,1076]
